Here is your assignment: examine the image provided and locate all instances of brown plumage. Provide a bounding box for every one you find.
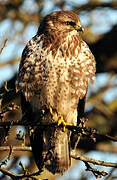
[16,10,96,174]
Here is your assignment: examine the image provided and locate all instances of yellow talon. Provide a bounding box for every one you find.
[58,116,66,131]
[50,108,73,131]
[58,116,64,125]
[50,107,53,115]
[58,116,73,132]
[67,123,73,126]
[49,107,58,121]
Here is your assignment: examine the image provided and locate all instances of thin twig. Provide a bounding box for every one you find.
[0,39,8,55]
[84,161,107,178]
[71,150,117,168]
[0,146,13,166]
[19,161,28,176]
[0,58,19,67]
[0,166,44,180]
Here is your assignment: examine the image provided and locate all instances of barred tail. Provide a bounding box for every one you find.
[30,127,71,174]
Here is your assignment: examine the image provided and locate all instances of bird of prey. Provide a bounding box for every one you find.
[16,10,96,174]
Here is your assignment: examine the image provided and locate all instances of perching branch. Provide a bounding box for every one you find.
[0,120,117,142]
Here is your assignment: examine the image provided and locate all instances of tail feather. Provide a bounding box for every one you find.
[21,93,71,174]
[30,127,71,174]
[46,128,71,174]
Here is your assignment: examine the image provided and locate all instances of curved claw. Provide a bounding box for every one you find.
[58,116,72,132]
[50,107,53,115]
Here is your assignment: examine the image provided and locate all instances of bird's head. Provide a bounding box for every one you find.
[38,11,84,35]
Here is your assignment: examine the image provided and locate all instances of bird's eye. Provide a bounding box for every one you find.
[66,21,76,27]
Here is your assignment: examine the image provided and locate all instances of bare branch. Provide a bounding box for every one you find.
[0,166,44,180]
[0,146,31,152]
[0,120,117,142]
[0,39,8,55]
[74,1,117,13]
[0,58,19,67]
[0,145,117,179]
[1,146,117,169]
[84,161,107,178]
[71,150,117,168]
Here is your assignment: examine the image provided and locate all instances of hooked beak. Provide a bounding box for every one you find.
[75,23,84,32]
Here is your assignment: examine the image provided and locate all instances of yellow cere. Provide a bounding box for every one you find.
[77,23,81,27]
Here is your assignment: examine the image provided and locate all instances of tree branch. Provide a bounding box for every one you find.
[74,1,117,13]
[0,166,44,180]
[71,150,117,168]
[0,146,31,152]
[0,39,8,55]
[0,120,117,142]
[0,145,117,179]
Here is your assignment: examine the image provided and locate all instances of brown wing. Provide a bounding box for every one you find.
[77,40,96,124]
[71,41,96,148]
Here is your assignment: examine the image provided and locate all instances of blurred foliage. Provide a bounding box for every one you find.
[0,0,117,179]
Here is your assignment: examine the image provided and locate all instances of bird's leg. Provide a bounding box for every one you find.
[49,107,73,131]
[58,116,73,132]
[58,116,66,132]
[49,107,56,118]
[49,107,53,115]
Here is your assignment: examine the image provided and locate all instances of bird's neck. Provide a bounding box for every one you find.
[46,30,80,44]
